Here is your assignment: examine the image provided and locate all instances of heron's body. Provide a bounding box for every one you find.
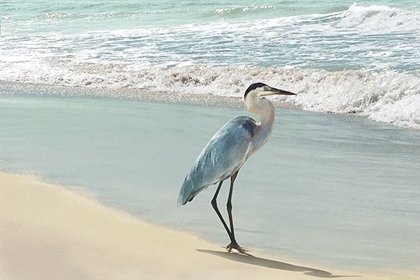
[178,116,257,206]
[178,82,296,254]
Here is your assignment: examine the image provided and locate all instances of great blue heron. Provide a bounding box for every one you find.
[178,82,296,254]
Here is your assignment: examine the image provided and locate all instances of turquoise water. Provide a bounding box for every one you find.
[3,0,420,70]
[0,87,419,272]
[1,0,420,128]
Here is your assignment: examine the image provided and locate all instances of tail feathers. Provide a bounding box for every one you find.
[177,176,208,206]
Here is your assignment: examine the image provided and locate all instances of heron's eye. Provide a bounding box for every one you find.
[263,86,270,91]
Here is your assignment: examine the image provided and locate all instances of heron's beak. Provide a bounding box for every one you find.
[262,86,297,97]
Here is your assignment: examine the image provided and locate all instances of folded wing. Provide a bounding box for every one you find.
[178,116,257,206]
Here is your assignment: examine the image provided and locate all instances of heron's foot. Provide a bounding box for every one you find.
[225,241,252,256]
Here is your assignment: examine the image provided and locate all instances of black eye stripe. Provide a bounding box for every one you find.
[244,82,268,99]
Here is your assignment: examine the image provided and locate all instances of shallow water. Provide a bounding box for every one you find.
[0,86,419,272]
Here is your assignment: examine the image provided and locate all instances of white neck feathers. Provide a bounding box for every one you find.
[244,91,276,152]
[245,91,275,126]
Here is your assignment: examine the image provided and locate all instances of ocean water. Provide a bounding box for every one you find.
[0,89,419,273]
[1,0,420,128]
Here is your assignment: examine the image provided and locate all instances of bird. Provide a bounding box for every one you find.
[178,82,296,255]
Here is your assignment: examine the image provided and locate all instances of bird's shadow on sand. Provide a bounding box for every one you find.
[197,249,357,278]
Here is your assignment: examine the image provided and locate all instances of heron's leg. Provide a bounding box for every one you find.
[225,170,250,255]
[211,180,232,239]
[226,171,238,241]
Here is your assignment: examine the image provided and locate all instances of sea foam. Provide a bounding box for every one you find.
[1,62,419,129]
[337,3,420,32]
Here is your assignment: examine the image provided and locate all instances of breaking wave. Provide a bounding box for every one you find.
[1,62,419,129]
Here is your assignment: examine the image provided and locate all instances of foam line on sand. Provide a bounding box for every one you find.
[0,172,416,280]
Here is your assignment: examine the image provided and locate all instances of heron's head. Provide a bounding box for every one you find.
[244,82,296,100]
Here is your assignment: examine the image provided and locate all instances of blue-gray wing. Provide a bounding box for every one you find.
[178,116,256,206]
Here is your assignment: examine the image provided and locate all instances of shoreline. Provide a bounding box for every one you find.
[0,171,417,280]
[3,80,420,130]
[0,80,301,110]
[2,80,419,130]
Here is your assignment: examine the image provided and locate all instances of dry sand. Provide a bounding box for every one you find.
[0,172,417,280]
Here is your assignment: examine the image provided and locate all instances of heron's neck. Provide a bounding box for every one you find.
[245,96,275,152]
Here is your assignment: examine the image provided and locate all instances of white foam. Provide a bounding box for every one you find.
[1,59,419,129]
[213,5,277,15]
[336,3,420,32]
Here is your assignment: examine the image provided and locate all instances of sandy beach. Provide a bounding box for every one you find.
[0,172,417,280]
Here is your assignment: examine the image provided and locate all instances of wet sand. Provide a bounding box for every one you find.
[0,81,301,110]
[0,172,416,280]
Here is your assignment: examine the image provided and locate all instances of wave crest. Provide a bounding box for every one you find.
[1,61,419,128]
[336,3,420,31]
